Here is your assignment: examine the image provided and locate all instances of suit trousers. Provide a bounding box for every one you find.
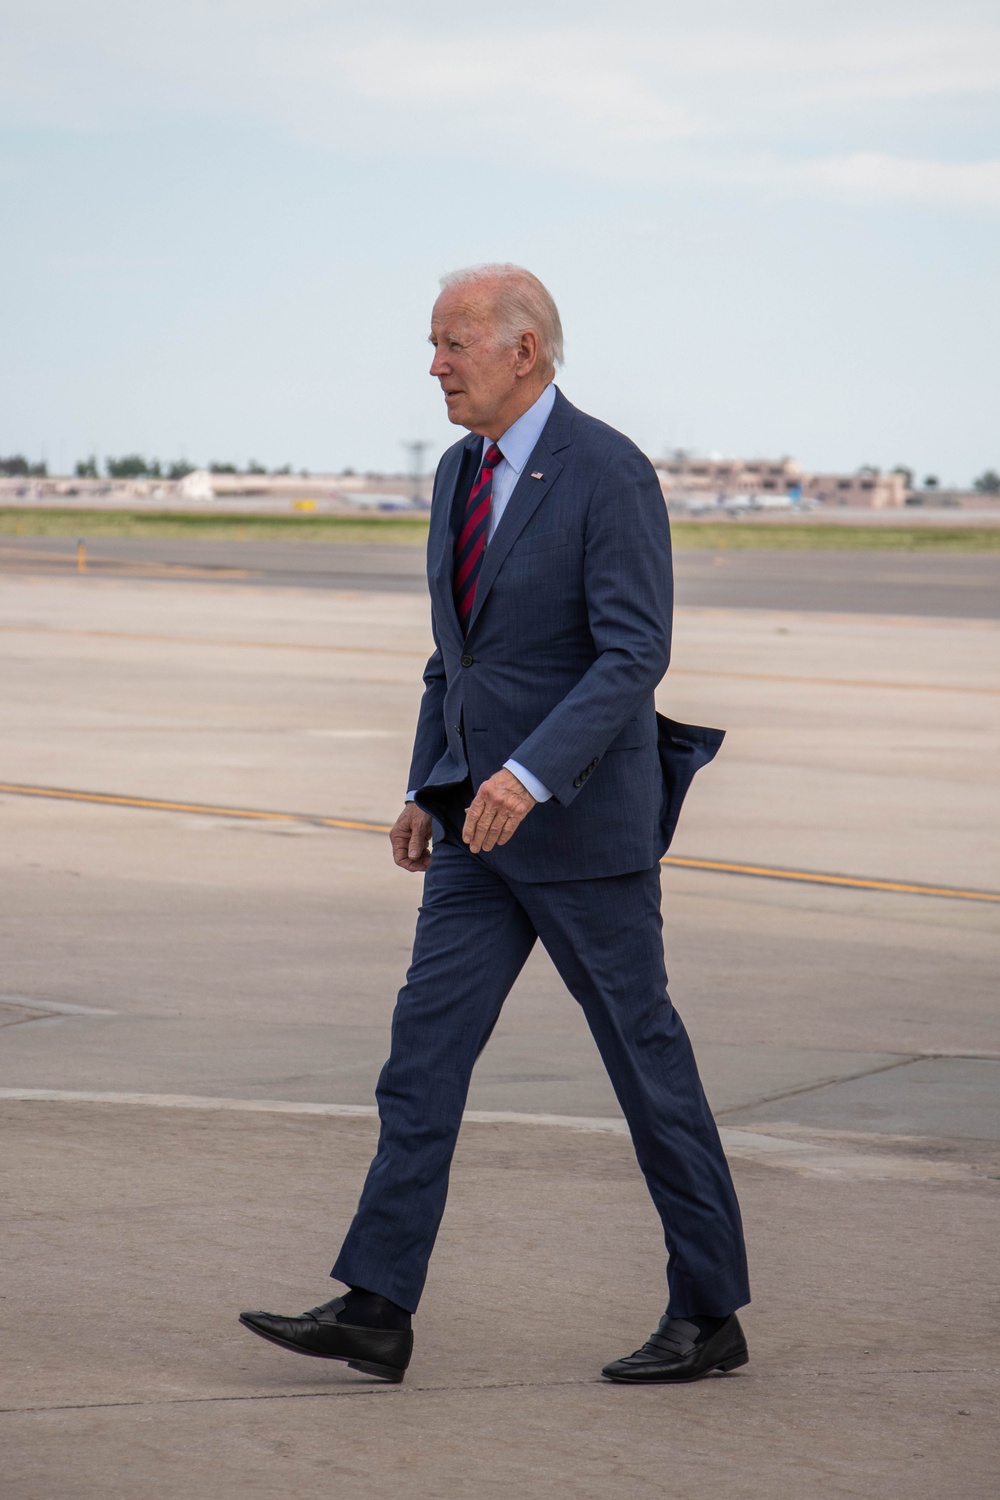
[332,837,750,1317]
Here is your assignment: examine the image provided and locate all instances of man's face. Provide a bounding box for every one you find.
[429,286,517,434]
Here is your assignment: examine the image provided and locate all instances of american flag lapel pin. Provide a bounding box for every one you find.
[531,471,544,480]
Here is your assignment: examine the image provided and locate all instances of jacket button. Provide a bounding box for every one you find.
[460,653,474,667]
[573,776,583,788]
[455,724,464,738]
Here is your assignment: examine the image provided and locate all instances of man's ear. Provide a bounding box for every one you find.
[515,328,540,377]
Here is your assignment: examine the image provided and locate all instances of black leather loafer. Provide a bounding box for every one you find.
[601,1313,748,1383]
[239,1296,413,1383]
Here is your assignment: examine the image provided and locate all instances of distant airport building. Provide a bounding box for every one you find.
[654,455,907,509]
[655,455,804,495]
[176,469,430,510]
[800,471,908,508]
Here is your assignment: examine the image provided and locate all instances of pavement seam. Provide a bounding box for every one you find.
[0,1088,990,1182]
[4,622,999,694]
[0,1379,597,1414]
[4,1367,997,1417]
[714,1053,923,1117]
[0,994,117,1018]
[0,623,429,660]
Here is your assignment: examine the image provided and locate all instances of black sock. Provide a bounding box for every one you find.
[341,1287,411,1330]
[686,1313,730,1338]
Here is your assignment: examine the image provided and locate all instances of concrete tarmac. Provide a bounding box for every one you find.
[4,1102,997,1499]
[3,532,1000,617]
[1,561,998,1497]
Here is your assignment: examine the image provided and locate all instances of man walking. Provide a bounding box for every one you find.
[241,264,750,1384]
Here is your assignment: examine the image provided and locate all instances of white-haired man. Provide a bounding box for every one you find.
[241,264,750,1384]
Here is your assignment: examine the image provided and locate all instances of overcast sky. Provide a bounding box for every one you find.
[1,0,998,481]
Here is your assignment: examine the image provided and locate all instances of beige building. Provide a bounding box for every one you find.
[800,471,908,509]
[654,456,804,495]
[653,455,907,509]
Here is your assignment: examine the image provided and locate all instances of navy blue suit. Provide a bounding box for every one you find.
[333,389,750,1317]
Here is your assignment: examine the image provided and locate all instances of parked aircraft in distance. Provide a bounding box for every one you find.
[669,491,812,515]
[718,491,809,512]
[340,492,419,511]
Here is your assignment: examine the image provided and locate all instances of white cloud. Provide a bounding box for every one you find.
[710,149,1000,209]
[250,27,700,173]
[1,4,999,205]
[340,34,696,144]
[636,25,1000,102]
[792,153,1000,208]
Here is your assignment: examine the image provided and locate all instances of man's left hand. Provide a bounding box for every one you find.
[462,768,537,853]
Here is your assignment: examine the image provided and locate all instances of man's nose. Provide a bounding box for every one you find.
[429,348,448,377]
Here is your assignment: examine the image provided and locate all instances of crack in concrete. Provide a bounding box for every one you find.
[0,995,117,1019]
[0,1378,596,1414]
[4,1367,995,1418]
[716,1053,923,1117]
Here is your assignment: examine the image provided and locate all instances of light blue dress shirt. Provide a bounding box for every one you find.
[407,382,557,807]
[485,381,557,543]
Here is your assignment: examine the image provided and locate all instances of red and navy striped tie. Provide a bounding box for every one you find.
[453,442,502,633]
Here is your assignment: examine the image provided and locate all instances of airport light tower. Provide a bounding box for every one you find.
[403,440,430,508]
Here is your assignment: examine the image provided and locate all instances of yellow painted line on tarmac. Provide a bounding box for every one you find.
[1,780,997,904]
[659,853,1000,903]
[0,546,253,580]
[0,782,393,835]
[122,562,255,580]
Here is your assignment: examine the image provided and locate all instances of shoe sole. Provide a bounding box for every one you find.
[238,1314,406,1384]
[601,1347,749,1383]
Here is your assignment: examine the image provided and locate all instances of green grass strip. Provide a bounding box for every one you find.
[1,508,999,551]
[0,509,432,543]
[671,522,1000,552]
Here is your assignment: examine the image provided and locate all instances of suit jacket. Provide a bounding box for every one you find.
[410,387,723,882]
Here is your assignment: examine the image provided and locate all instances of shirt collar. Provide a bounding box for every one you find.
[485,382,557,474]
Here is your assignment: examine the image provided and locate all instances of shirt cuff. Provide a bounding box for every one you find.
[504,759,552,803]
[405,791,418,802]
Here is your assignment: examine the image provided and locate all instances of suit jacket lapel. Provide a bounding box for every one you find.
[430,433,479,648]
[466,391,573,634]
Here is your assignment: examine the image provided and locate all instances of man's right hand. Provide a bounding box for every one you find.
[390,802,433,872]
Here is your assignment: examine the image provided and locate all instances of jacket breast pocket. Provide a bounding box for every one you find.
[508,528,570,558]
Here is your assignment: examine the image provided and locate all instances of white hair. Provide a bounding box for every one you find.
[439,263,564,371]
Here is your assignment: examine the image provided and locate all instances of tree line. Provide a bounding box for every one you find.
[0,455,303,479]
[0,455,48,477]
[2,453,999,493]
[72,456,297,480]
